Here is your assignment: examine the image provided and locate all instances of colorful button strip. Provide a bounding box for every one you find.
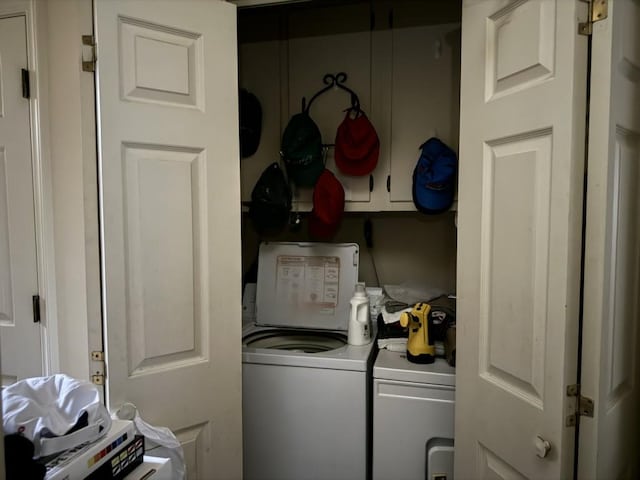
[86,432,128,468]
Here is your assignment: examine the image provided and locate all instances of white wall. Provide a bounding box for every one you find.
[242,212,458,294]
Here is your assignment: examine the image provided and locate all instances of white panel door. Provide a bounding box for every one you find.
[0,14,42,385]
[579,1,640,477]
[455,0,588,478]
[94,1,242,478]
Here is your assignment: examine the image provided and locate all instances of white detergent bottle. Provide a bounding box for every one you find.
[348,283,371,346]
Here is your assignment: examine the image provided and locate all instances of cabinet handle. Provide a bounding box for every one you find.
[369,175,374,192]
[386,175,391,193]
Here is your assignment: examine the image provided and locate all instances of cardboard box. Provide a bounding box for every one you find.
[85,435,144,479]
[44,419,136,480]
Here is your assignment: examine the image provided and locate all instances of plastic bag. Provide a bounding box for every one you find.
[116,402,186,480]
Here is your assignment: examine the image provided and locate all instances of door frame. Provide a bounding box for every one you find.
[0,0,60,377]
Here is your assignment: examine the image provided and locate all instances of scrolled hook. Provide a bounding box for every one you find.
[335,72,348,84]
[323,73,336,86]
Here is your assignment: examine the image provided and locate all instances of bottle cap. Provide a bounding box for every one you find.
[354,282,367,298]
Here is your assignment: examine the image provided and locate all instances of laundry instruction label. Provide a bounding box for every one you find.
[276,255,340,314]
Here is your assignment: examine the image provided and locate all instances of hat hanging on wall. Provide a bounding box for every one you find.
[309,169,345,240]
[334,111,380,176]
[249,162,292,236]
[280,112,325,187]
[412,137,458,214]
[239,88,262,158]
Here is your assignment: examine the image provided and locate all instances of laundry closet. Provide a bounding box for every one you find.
[232,0,640,478]
[236,1,461,479]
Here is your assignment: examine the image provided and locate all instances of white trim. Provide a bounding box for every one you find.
[31,0,60,375]
[0,0,60,375]
[30,0,60,375]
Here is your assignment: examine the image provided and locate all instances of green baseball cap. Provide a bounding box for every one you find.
[281,112,324,187]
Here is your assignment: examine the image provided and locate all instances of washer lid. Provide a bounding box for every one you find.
[256,242,359,331]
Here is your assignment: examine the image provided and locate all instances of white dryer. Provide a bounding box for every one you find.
[242,242,377,480]
[372,349,456,480]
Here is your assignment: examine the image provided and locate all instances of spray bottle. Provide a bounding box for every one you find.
[348,283,371,346]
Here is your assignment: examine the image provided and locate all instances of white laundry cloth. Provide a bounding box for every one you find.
[377,337,407,352]
[2,374,111,458]
[381,305,413,324]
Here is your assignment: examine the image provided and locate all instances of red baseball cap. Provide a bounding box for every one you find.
[334,112,379,176]
[309,170,345,240]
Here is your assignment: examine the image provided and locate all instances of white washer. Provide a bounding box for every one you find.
[372,349,456,480]
[242,242,377,480]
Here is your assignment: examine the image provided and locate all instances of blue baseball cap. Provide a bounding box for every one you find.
[412,138,457,214]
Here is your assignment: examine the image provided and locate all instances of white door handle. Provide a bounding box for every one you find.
[535,436,551,458]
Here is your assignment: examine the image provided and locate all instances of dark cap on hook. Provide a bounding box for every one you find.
[309,169,345,240]
[335,112,379,176]
[281,112,324,187]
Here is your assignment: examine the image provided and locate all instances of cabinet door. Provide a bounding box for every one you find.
[95,1,242,478]
[287,3,373,207]
[455,0,588,477]
[578,0,640,477]
[239,3,377,212]
[386,3,461,209]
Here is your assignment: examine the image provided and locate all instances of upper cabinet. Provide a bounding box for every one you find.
[237,0,461,212]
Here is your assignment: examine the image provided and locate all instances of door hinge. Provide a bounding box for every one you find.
[578,0,608,36]
[90,351,106,385]
[566,384,594,426]
[91,351,105,361]
[21,69,30,99]
[32,294,40,323]
[82,35,97,72]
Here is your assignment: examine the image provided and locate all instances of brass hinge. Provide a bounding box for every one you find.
[578,0,608,36]
[566,384,594,426]
[82,35,97,72]
[91,350,105,361]
[90,350,106,385]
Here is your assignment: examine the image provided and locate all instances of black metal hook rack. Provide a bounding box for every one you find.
[302,72,361,114]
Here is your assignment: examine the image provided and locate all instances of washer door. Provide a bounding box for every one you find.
[243,330,347,353]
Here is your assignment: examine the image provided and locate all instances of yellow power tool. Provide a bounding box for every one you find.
[399,302,435,364]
